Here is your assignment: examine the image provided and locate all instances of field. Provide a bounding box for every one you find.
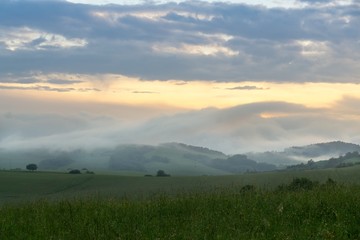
[1,167,360,239]
[2,165,360,203]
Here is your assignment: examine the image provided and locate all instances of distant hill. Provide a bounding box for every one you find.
[248,141,360,167]
[108,143,276,175]
[0,143,276,176]
[286,151,360,171]
[284,141,360,159]
[210,154,277,173]
[108,143,229,175]
[0,143,266,175]
[1,141,359,175]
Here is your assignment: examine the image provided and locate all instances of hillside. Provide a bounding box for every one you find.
[1,141,359,175]
[286,151,360,171]
[108,143,230,175]
[284,141,360,158]
[0,143,277,176]
[248,141,360,166]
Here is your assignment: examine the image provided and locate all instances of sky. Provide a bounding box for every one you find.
[1,0,360,153]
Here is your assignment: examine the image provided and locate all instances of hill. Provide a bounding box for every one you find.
[0,143,276,176]
[1,141,359,175]
[286,151,360,171]
[108,143,230,175]
[248,141,360,167]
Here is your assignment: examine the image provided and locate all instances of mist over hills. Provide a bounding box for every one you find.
[0,141,359,176]
[248,141,360,167]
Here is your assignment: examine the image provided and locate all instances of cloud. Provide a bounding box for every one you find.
[0,78,39,84]
[0,85,99,93]
[0,72,85,86]
[0,27,87,51]
[0,1,359,83]
[332,96,360,116]
[227,85,268,90]
[47,79,83,85]
[0,113,90,139]
[152,43,239,57]
[297,0,333,3]
[1,0,359,158]
[0,91,184,123]
[2,99,360,153]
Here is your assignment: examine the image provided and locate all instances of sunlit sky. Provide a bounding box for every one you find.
[1,0,360,153]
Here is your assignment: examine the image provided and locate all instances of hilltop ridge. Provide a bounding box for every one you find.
[1,141,359,175]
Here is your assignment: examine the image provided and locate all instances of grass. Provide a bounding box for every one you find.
[1,165,360,203]
[1,167,360,239]
[1,184,360,239]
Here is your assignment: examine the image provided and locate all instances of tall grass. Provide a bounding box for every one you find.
[1,184,360,239]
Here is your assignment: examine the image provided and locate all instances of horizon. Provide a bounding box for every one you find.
[1,0,360,154]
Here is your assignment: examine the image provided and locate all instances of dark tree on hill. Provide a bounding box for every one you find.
[26,163,38,171]
[156,170,170,177]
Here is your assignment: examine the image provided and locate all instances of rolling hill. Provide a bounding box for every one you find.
[1,141,359,175]
[286,151,360,171]
[247,141,360,167]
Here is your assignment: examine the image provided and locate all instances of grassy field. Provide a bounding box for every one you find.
[1,167,360,239]
[1,183,360,239]
[1,165,360,203]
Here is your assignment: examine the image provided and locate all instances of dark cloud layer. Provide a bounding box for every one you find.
[47,79,83,85]
[1,0,359,82]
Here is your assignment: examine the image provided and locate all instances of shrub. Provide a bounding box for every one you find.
[156,170,170,177]
[277,177,319,191]
[26,164,38,171]
[287,177,318,191]
[68,169,81,174]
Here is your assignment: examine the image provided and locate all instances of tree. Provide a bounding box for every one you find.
[156,170,170,177]
[69,169,81,174]
[26,163,38,171]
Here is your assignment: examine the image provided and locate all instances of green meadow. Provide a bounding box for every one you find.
[1,166,360,239]
[2,166,360,203]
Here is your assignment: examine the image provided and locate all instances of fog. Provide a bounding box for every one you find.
[1,98,360,154]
